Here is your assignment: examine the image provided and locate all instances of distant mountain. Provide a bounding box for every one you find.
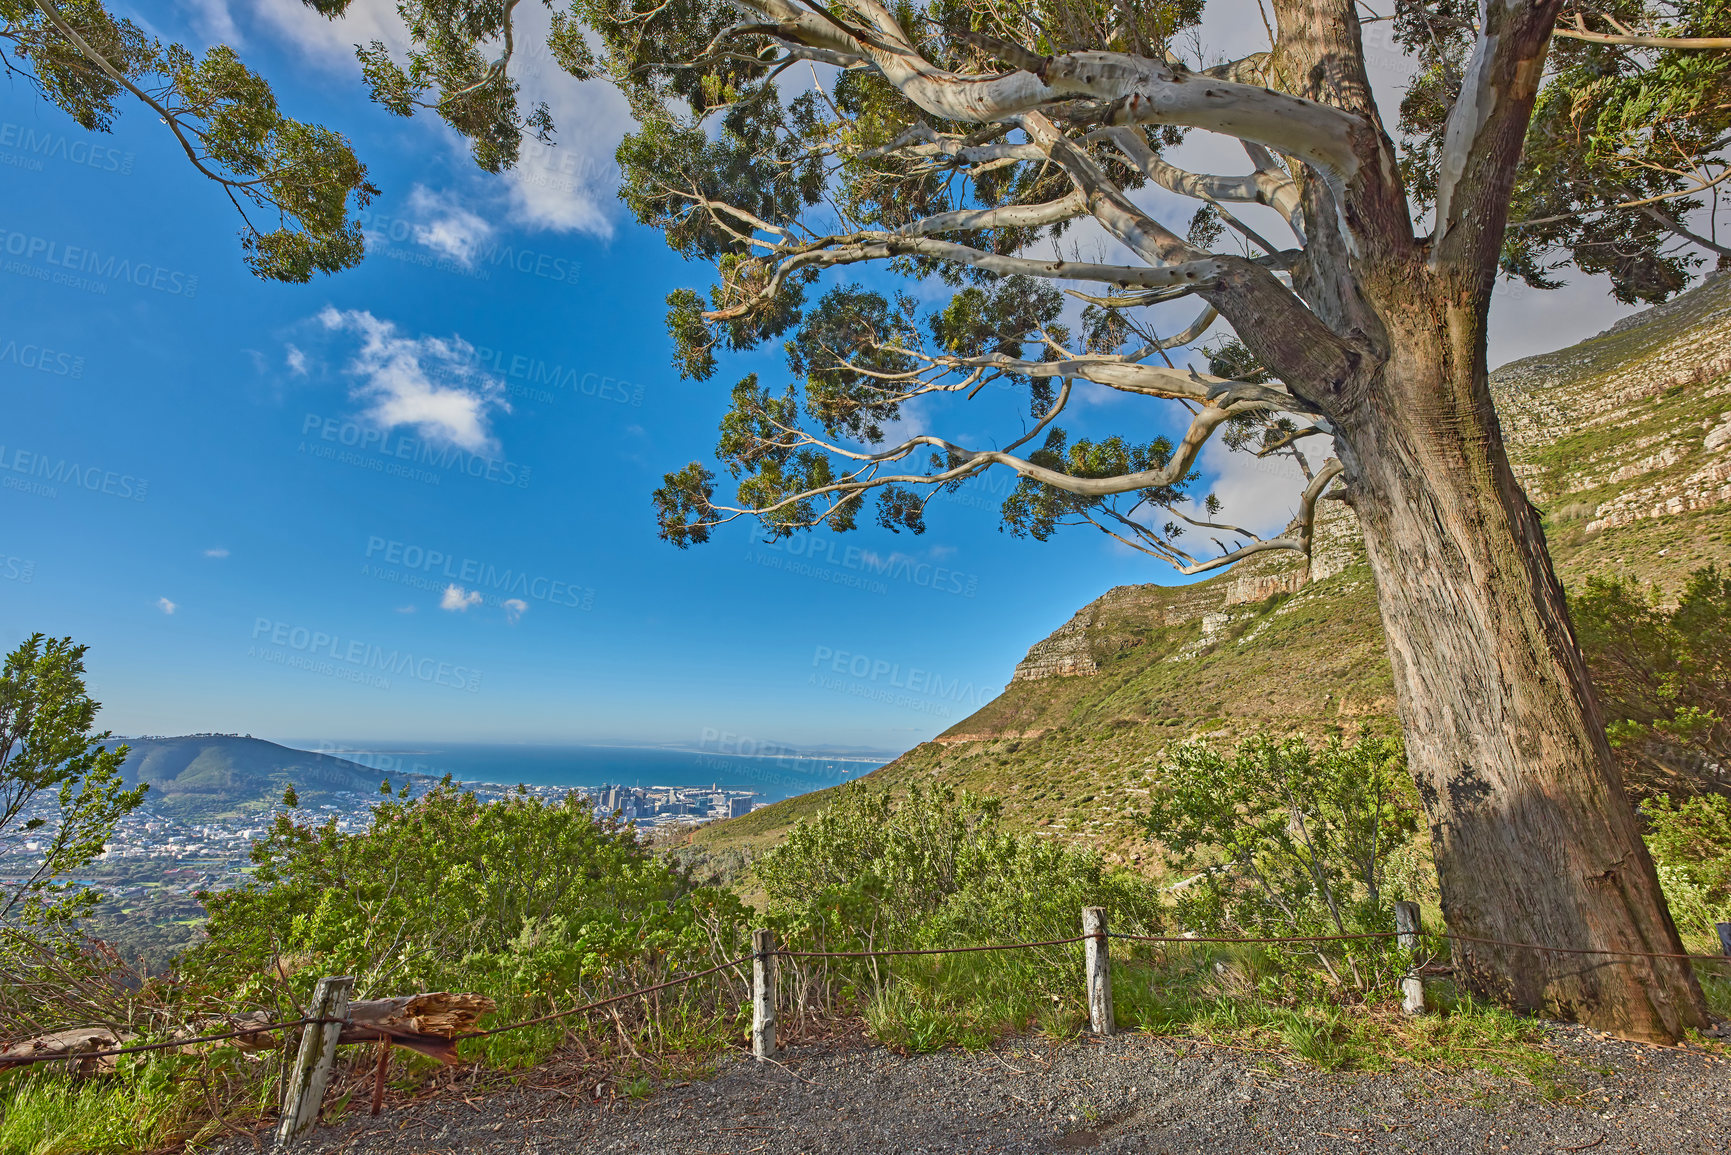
[112,734,423,817]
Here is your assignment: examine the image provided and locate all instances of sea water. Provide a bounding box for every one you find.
[282,741,889,804]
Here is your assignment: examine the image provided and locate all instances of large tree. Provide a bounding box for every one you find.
[620,0,1727,1043]
[11,0,1730,1039]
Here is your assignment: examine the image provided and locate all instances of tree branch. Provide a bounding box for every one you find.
[733,0,1366,183]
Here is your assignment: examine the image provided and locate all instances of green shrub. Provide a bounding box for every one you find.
[1143,732,1424,994]
[753,784,1162,1044]
[1572,567,1731,798]
[185,781,751,1068]
[1641,792,1731,945]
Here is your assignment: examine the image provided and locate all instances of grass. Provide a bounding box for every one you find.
[0,1072,182,1155]
[841,940,1567,1087]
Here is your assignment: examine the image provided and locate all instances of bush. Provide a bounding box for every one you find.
[1143,732,1424,994]
[1641,792,1731,945]
[1572,566,1731,799]
[753,784,1165,1045]
[185,780,751,1069]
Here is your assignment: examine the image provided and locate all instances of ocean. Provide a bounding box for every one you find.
[283,741,890,804]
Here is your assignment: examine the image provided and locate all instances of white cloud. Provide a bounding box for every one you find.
[502,598,528,624]
[285,345,307,375]
[395,604,417,614]
[203,547,229,558]
[504,145,618,238]
[180,0,242,45]
[1196,440,1317,539]
[491,4,628,238]
[157,597,177,615]
[318,307,507,452]
[405,185,497,266]
[441,584,484,611]
[241,0,407,71]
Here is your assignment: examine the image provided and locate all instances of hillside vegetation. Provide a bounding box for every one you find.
[684,274,1731,871]
[113,735,423,817]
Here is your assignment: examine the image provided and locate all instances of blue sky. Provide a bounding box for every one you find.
[0,0,1656,756]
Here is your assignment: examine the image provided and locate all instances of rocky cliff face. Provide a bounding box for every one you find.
[1011,273,1731,684]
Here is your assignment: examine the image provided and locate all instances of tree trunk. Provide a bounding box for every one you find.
[1335,306,1709,1043]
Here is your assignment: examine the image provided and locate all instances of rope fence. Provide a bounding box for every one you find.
[3,910,1727,1147]
[457,954,754,1040]
[774,935,1088,958]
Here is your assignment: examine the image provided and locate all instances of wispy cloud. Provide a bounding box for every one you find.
[285,345,307,375]
[316,307,507,453]
[1196,440,1317,538]
[502,598,528,624]
[240,0,407,71]
[182,0,243,44]
[157,597,177,615]
[441,584,484,611]
[203,547,229,558]
[405,185,497,266]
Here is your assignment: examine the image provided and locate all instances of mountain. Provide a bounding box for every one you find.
[113,734,420,817]
[685,273,1731,868]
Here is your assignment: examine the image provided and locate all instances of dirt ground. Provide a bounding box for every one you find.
[220,1022,1729,1154]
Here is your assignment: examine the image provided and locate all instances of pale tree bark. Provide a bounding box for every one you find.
[1271,0,1708,1038]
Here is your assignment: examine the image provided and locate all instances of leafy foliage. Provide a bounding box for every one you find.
[0,2,375,280]
[1570,565,1731,797]
[1396,0,1731,303]
[753,783,1165,1047]
[189,781,750,1060]
[1641,792,1731,944]
[757,784,1163,947]
[1144,733,1424,992]
[0,634,144,928]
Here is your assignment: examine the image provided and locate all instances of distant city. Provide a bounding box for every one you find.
[2,778,762,915]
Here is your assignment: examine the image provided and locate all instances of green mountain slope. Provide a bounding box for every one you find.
[116,734,409,817]
[688,274,1731,868]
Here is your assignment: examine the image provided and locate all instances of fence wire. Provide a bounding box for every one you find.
[5,922,1727,1068]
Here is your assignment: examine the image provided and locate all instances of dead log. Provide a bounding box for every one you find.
[0,1027,126,1074]
[0,991,495,1073]
[338,992,496,1065]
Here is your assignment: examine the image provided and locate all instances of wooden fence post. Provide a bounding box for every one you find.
[1393,901,1425,1016]
[1083,907,1114,1036]
[751,929,777,1061]
[1717,922,1731,958]
[275,975,353,1151]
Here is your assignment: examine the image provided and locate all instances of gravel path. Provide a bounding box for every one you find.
[241,1026,1727,1155]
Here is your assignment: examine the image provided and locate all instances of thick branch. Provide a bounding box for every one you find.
[1431,0,1565,268]
[734,0,1365,183]
[1100,127,1302,237]
[703,233,1224,321]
